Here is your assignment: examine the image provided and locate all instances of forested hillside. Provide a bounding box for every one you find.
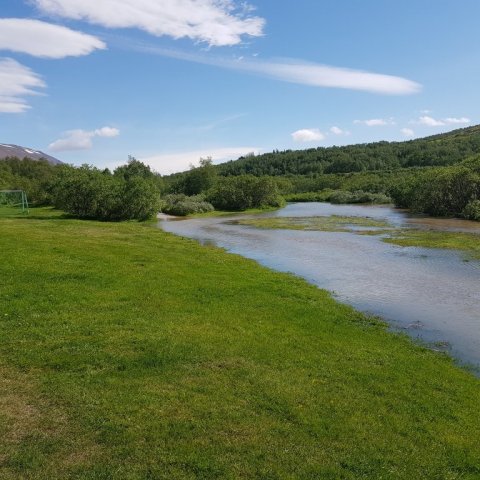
[216,125,480,176]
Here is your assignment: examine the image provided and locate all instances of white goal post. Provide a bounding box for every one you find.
[0,190,29,214]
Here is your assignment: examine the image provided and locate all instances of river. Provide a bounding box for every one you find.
[159,203,480,370]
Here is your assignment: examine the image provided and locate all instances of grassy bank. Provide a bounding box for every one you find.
[1,211,480,479]
[385,229,480,260]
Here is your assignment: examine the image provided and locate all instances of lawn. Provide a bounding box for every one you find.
[1,209,479,479]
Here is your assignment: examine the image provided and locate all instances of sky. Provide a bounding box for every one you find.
[1,0,479,174]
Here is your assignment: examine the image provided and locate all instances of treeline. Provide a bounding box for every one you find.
[215,126,480,176]
[2,125,480,221]
[0,157,163,220]
[162,159,284,214]
[390,155,480,220]
[0,157,57,204]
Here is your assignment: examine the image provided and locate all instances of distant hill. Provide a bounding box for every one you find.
[0,144,63,165]
[216,125,480,177]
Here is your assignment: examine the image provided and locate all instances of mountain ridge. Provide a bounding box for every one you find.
[0,144,63,165]
[214,125,480,177]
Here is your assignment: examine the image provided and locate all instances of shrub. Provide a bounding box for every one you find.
[161,194,214,216]
[329,190,391,205]
[52,164,161,221]
[462,200,480,221]
[207,175,284,211]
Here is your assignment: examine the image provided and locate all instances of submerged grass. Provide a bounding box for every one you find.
[235,215,391,233]
[385,229,480,259]
[237,214,480,259]
[1,209,480,478]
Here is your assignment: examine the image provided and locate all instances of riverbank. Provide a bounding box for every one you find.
[1,211,480,478]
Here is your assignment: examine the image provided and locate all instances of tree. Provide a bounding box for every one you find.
[182,157,217,195]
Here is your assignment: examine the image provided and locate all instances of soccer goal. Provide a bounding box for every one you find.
[0,190,29,215]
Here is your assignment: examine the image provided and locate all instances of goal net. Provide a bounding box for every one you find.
[0,190,29,215]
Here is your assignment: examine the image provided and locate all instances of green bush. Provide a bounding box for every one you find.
[462,200,480,221]
[52,164,161,221]
[207,176,284,211]
[329,190,391,204]
[161,194,214,216]
[283,190,334,202]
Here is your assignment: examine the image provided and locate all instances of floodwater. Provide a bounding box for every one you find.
[159,203,480,369]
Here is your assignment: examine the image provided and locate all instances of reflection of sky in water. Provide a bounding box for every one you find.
[160,203,480,369]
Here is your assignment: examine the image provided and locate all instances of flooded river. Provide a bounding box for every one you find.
[159,203,480,369]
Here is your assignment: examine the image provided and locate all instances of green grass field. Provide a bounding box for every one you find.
[1,209,480,479]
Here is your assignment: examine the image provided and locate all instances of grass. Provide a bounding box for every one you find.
[235,215,392,233]
[1,209,480,478]
[385,229,480,260]
[0,205,30,217]
[188,206,281,218]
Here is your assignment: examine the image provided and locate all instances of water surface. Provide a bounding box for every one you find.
[159,203,480,369]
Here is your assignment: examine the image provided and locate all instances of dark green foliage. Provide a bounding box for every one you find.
[284,190,335,202]
[173,157,218,195]
[329,190,391,204]
[216,126,480,177]
[161,194,214,216]
[463,200,480,221]
[389,156,480,218]
[207,175,284,211]
[0,157,59,205]
[52,164,161,220]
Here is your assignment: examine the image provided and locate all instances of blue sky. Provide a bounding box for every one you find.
[1,0,479,174]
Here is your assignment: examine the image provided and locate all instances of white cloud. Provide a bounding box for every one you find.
[291,129,325,143]
[418,115,445,127]
[444,117,471,124]
[415,116,470,127]
[49,126,120,152]
[401,128,415,138]
[354,118,395,127]
[0,19,106,59]
[242,61,421,95]
[138,146,261,174]
[94,126,120,137]
[330,126,349,135]
[32,0,265,47]
[0,57,46,113]
[127,43,422,95]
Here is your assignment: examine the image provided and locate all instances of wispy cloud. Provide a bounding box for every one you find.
[125,42,421,95]
[139,146,261,174]
[291,129,325,142]
[415,115,471,127]
[0,18,106,59]
[0,57,45,113]
[417,115,445,127]
[49,126,120,152]
[330,126,350,136]
[444,117,471,124]
[401,128,415,138]
[32,0,265,47]
[196,113,247,132]
[354,118,396,126]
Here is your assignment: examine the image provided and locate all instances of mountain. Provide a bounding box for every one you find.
[215,125,480,177]
[0,144,63,165]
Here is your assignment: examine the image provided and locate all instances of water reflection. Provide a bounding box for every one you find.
[159,203,480,369]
